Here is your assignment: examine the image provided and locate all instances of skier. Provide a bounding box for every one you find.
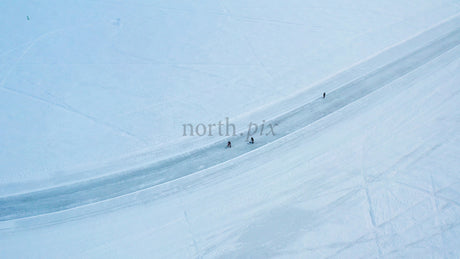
[323,92,326,99]
[249,137,254,144]
[226,141,232,148]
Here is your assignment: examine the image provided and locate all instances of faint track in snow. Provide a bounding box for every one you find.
[0,29,62,87]
[1,24,460,222]
[0,28,147,144]
[1,86,148,144]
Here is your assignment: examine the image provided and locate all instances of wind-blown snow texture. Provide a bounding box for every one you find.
[1,0,460,258]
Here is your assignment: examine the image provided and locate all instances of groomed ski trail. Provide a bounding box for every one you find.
[1,22,460,222]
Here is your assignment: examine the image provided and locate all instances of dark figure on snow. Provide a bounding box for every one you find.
[250,137,254,144]
[227,141,232,148]
[323,92,326,99]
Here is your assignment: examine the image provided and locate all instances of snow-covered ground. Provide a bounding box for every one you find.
[1,1,460,258]
[2,0,460,189]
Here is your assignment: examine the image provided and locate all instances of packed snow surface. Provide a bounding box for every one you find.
[1,0,460,258]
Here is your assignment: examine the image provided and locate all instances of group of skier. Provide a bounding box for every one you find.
[226,137,254,149]
[226,92,326,149]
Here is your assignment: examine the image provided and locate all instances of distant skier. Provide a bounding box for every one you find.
[249,137,254,144]
[226,141,232,148]
[323,92,326,99]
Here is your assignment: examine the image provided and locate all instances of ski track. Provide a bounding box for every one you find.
[1,25,460,222]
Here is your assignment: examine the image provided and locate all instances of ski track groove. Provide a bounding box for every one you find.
[430,173,448,257]
[0,86,148,144]
[1,25,460,222]
[0,27,147,144]
[0,29,62,87]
